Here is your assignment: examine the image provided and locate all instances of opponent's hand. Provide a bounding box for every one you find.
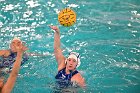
[15,43,28,53]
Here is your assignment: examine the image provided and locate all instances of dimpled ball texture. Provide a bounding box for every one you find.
[58,8,76,27]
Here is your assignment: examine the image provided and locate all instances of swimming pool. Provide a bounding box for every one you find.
[0,0,140,93]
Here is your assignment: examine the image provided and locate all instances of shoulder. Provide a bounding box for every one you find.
[71,72,86,87]
[0,50,10,57]
[71,72,83,80]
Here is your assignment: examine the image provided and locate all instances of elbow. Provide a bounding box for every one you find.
[11,71,18,77]
[54,48,60,53]
[81,83,86,88]
[54,46,59,50]
[54,47,57,51]
[77,77,86,88]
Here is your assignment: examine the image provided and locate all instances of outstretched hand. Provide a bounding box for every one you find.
[15,43,28,53]
[49,25,60,33]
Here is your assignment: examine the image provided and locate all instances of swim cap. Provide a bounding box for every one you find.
[67,52,81,68]
[9,37,22,48]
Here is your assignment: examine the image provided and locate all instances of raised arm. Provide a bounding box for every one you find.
[50,26,66,71]
[1,43,27,93]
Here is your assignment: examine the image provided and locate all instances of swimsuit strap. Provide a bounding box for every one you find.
[71,70,79,77]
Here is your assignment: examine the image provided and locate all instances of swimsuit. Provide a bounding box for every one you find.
[0,50,28,71]
[55,67,78,88]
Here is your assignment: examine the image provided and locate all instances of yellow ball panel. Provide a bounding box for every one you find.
[58,8,76,27]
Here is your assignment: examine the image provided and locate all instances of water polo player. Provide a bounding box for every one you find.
[50,26,85,88]
[0,37,28,73]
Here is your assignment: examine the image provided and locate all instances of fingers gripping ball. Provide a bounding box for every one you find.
[58,8,76,27]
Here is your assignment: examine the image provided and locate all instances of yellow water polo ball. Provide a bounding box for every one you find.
[58,8,76,27]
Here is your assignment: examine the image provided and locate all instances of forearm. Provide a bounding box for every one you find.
[50,26,65,66]
[11,52,23,76]
[1,52,23,93]
[54,29,61,50]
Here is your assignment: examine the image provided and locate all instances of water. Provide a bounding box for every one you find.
[0,0,140,93]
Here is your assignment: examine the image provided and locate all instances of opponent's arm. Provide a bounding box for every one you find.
[1,43,27,93]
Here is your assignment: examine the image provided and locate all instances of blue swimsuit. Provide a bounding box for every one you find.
[0,50,29,70]
[55,67,78,88]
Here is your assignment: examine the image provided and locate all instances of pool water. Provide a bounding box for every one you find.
[0,0,140,93]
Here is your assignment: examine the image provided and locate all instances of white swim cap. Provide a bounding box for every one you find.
[9,37,22,48]
[67,52,81,68]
